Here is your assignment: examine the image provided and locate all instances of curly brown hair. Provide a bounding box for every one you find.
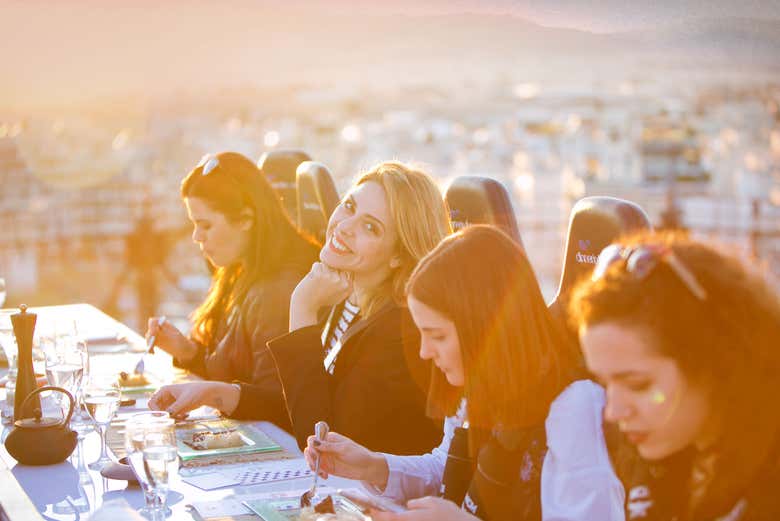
[569,231,780,519]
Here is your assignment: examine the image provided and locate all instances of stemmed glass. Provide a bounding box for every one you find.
[0,313,16,424]
[44,339,86,416]
[125,412,178,520]
[84,378,121,470]
[67,322,93,481]
[70,407,95,484]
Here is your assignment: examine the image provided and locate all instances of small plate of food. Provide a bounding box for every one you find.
[175,419,282,462]
[116,371,159,394]
[244,493,368,521]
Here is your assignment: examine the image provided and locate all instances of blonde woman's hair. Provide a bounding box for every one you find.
[357,161,452,315]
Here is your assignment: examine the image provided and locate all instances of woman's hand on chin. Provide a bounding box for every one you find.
[289,262,353,330]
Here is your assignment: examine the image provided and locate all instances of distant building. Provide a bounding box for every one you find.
[640,117,710,183]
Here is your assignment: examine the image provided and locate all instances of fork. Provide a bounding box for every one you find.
[300,421,330,508]
[134,316,166,375]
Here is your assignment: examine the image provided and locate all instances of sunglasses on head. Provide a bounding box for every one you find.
[592,243,707,301]
[197,154,220,176]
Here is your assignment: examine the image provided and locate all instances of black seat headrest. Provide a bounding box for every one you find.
[296,161,341,243]
[257,150,311,222]
[550,196,651,310]
[445,176,523,249]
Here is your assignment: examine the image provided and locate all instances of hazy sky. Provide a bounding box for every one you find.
[3,0,780,109]
[322,0,780,32]
[6,0,780,33]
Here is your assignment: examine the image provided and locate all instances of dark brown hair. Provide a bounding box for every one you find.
[407,225,581,435]
[569,230,780,519]
[181,151,319,350]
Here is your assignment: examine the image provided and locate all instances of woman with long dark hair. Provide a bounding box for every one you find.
[303,225,623,520]
[145,151,319,383]
[570,231,780,520]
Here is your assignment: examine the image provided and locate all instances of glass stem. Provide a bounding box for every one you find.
[75,437,90,481]
[98,424,109,461]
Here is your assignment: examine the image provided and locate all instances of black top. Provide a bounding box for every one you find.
[231,301,441,454]
[439,425,548,521]
[175,263,308,385]
[609,436,780,521]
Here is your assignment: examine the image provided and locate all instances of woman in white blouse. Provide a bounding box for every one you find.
[305,225,624,520]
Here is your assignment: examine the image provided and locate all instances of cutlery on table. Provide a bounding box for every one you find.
[300,421,330,508]
[134,316,166,375]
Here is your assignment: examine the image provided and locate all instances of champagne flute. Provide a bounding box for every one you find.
[84,379,121,470]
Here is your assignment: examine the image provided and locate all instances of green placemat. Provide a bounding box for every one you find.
[108,417,294,467]
[176,418,281,461]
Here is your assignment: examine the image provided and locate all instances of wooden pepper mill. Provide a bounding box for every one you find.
[12,304,41,422]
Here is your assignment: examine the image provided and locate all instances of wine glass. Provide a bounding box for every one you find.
[65,320,93,481]
[0,313,16,424]
[45,342,86,416]
[125,412,177,520]
[83,379,121,470]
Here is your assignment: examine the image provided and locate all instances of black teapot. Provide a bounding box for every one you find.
[4,386,78,465]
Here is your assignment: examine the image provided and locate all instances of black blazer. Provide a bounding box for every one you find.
[176,265,307,384]
[231,301,440,454]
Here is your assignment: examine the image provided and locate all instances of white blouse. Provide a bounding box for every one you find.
[363,380,626,521]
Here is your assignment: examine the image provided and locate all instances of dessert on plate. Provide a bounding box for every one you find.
[298,496,365,521]
[185,428,245,450]
[117,371,150,387]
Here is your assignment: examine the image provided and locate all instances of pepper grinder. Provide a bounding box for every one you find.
[12,304,41,422]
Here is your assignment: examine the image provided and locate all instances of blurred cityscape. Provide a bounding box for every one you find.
[2,4,780,332]
[2,74,779,332]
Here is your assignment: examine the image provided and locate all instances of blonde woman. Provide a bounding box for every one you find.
[151,161,451,454]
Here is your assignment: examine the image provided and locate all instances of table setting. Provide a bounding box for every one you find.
[0,304,364,521]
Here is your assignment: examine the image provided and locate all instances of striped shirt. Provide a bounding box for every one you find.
[323,300,361,374]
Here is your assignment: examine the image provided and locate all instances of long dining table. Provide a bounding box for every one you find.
[0,304,356,521]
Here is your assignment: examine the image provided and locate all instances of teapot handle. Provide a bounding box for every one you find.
[19,386,76,426]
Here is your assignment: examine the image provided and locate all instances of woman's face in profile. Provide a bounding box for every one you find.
[580,321,714,461]
[185,196,251,268]
[408,296,464,386]
[320,181,400,284]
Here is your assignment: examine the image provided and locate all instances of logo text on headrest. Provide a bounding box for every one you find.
[575,252,599,264]
[451,220,470,231]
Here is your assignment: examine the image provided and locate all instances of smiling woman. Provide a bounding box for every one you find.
[150,161,452,456]
[143,151,319,388]
[570,231,780,521]
[298,225,623,521]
